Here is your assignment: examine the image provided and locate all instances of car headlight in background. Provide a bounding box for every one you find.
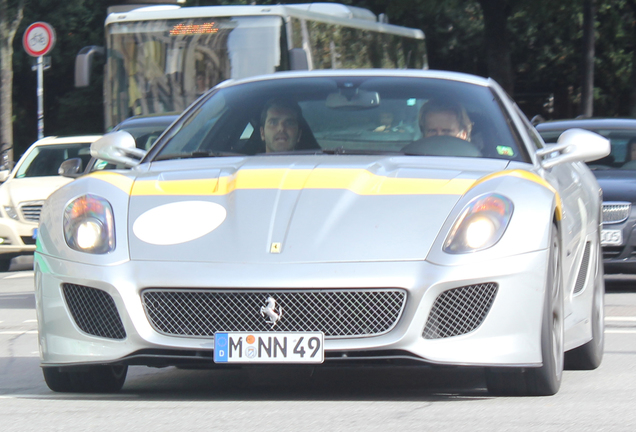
[443,193,513,254]
[3,206,18,220]
[63,195,115,254]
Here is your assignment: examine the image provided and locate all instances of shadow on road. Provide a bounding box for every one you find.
[1,359,492,401]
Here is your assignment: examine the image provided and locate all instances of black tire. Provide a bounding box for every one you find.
[0,258,12,272]
[43,365,128,393]
[565,240,605,370]
[486,223,564,396]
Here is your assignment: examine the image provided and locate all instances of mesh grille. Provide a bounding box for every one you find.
[62,283,126,340]
[603,202,631,224]
[142,289,406,338]
[573,242,591,294]
[19,201,44,223]
[423,283,498,339]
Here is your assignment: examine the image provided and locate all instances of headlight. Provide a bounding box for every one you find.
[443,193,513,254]
[3,206,18,220]
[63,195,115,254]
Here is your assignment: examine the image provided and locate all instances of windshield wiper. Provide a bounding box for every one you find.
[155,150,244,161]
[321,147,403,156]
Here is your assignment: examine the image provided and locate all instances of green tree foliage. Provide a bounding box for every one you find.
[12,0,106,158]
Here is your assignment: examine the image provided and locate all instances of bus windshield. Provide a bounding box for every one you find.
[106,16,284,127]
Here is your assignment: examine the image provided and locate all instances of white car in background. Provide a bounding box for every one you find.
[0,135,102,271]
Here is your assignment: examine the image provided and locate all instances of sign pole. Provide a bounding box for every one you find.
[37,56,44,140]
[22,22,56,140]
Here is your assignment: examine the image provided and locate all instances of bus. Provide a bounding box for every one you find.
[75,3,427,130]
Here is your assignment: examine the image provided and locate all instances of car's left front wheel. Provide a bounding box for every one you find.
[42,365,128,393]
[486,222,564,396]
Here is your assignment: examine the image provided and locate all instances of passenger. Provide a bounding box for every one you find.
[260,98,303,153]
[418,99,472,141]
[373,112,395,132]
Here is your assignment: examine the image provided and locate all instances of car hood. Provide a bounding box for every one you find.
[593,170,636,203]
[127,156,511,263]
[2,176,74,205]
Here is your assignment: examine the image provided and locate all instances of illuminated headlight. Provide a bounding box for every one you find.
[443,193,513,254]
[63,195,115,254]
[3,206,18,220]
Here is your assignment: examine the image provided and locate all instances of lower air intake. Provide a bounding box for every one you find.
[423,283,498,339]
[62,283,126,340]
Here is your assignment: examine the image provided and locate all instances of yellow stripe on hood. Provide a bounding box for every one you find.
[87,168,561,217]
[127,168,477,196]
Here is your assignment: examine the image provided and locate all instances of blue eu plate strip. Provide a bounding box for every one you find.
[214,333,228,362]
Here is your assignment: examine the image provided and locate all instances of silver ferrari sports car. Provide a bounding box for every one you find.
[35,70,609,396]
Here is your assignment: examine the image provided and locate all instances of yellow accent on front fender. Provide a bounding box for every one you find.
[86,171,135,194]
[471,169,563,220]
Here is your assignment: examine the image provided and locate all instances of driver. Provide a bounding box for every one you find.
[418,99,472,141]
[260,98,303,153]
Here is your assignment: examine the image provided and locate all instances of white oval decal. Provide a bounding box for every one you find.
[133,201,226,245]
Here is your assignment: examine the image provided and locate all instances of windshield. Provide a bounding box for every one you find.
[153,76,524,162]
[105,16,284,128]
[15,143,92,178]
[540,128,636,170]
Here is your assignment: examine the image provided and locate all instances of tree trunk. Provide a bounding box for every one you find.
[478,0,514,94]
[581,0,595,118]
[0,0,26,166]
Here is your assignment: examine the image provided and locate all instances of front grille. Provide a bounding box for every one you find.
[603,246,623,259]
[603,202,631,224]
[423,283,498,339]
[62,283,126,340]
[19,201,44,223]
[573,242,591,294]
[142,289,407,338]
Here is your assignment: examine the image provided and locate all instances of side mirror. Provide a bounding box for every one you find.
[90,131,147,168]
[0,170,8,183]
[537,128,610,169]
[289,48,309,71]
[75,46,105,87]
[58,158,84,178]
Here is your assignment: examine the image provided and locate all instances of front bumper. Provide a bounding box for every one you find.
[35,250,550,368]
[0,217,37,257]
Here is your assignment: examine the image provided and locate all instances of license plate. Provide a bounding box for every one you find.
[214,332,324,364]
[601,229,622,246]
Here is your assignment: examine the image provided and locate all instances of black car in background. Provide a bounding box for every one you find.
[536,118,636,273]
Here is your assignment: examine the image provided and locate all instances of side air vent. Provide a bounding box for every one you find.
[573,242,591,294]
[423,283,498,339]
[62,283,126,340]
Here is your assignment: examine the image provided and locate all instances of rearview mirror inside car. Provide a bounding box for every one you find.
[326,89,380,110]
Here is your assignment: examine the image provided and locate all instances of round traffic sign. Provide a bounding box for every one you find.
[23,22,56,57]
